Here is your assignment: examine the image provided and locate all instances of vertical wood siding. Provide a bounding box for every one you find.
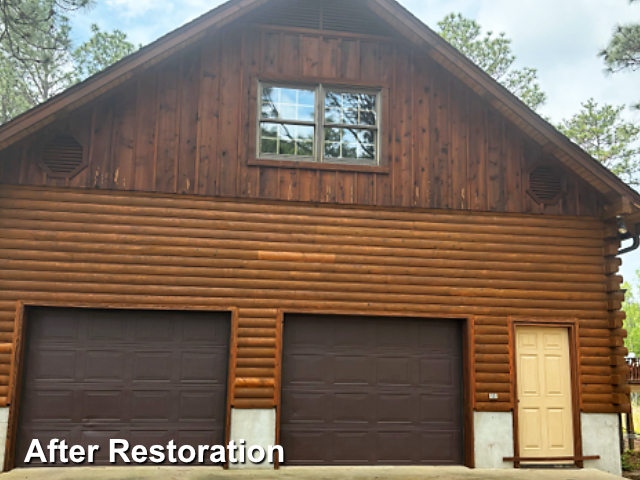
[0,186,627,412]
[0,27,606,217]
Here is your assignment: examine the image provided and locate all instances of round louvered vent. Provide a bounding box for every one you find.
[40,134,86,178]
[527,164,564,205]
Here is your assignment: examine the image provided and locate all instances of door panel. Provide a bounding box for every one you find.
[16,308,230,467]
[516,326,574,459]
[281,314,463,466]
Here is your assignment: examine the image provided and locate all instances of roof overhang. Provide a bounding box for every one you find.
[0,0,638,213]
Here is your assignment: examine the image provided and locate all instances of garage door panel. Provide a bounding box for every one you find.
[377,356,412,386]
[16,308,230,468]
[32,350,77,381]
[377,393,416,424]
[377,431,415,463]
[281,392,326,424]
[334,392,370,424]
[85,351,126,381]
[420,432,460,463]
[333,431,374,463]
[22,390,74,422]
[286,354,326,384]
[133,352,173,382]
[420,394,460,425]
[281,314,463,466]
[419,357,456,387]
[87,318,127,342]
[334,356,370,385]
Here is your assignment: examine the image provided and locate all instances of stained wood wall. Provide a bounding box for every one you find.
[0,26,606,217]
[0,186,627,413]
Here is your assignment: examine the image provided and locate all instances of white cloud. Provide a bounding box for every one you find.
[105,0,164,19]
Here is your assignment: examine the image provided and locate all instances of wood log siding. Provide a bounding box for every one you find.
[0,26,606,217]
[0,185,628,413]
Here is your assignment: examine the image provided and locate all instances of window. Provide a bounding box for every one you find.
[258,82,381,165]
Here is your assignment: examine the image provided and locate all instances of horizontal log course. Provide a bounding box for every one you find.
[237,328,276,338]
[0,322,14,333]
[474,335,509,345]
[476,373,510,383]
[0,311,14,322]
[475,364,510,374]
[476,383,511,393]
[605,258,622,274]
[580,328,624,338]
[0,269,609,305]
[237,338,277,348]
[234,388,275,399]
[582,394,614,404]
[0,225,606,265]
[234,399,274,409]
[474,317,509,326]
[0,246,609,285]
[0,208,606,251]
[580,338,624,348]
[476,354,510,363]
[579,320,612,330]
[583,403,631,414]
[581,347,628,357]
[475,402,512,412]
[237,309,278,318]
[474,325,508,335]
[0,243,607,286]
[0,187,604,231]
[475,345,509,355]
[583,385,622,395]
[581,365,629,376]
[0,354,11,365]
[234,368,275,378]
[0,290,614,320]
[235,348,277,359]
[0,345,11,355]
[234,378,275,388]
[582,375,626,385]
[235,358,276,368]
[238,318,278,328]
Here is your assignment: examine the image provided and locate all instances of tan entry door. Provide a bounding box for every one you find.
[516,326,574,459]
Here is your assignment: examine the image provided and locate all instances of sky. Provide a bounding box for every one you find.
[67,0,640,284]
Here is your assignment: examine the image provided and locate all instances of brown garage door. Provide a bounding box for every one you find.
[16,308,230,467]
[281,314,463,466]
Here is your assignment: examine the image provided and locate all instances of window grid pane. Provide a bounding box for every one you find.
[257,82,380,164]
[324,91,377,126]
[260,122,315,157]
[324,128,376,160]
[262,86,315,122]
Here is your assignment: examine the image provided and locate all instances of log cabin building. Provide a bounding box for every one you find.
[0,0,639,474]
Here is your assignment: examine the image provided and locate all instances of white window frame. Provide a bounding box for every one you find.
[257,81,382,166]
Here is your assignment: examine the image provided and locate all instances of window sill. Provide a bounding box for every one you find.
[248,157,389,174]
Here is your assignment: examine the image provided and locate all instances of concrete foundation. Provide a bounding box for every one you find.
[581,413,622,477]
[228,408,277,470]
[473,411,514,469]
[0,407,8,469]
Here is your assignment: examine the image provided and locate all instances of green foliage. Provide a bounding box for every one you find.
[72,24,137,81]
[0,0,91,61]
[622,450,640,472]
[557,99,640,185]
[437,13,547,111]
[623,271,640,356]
[601,0,640,109]
[0,4,138,124]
